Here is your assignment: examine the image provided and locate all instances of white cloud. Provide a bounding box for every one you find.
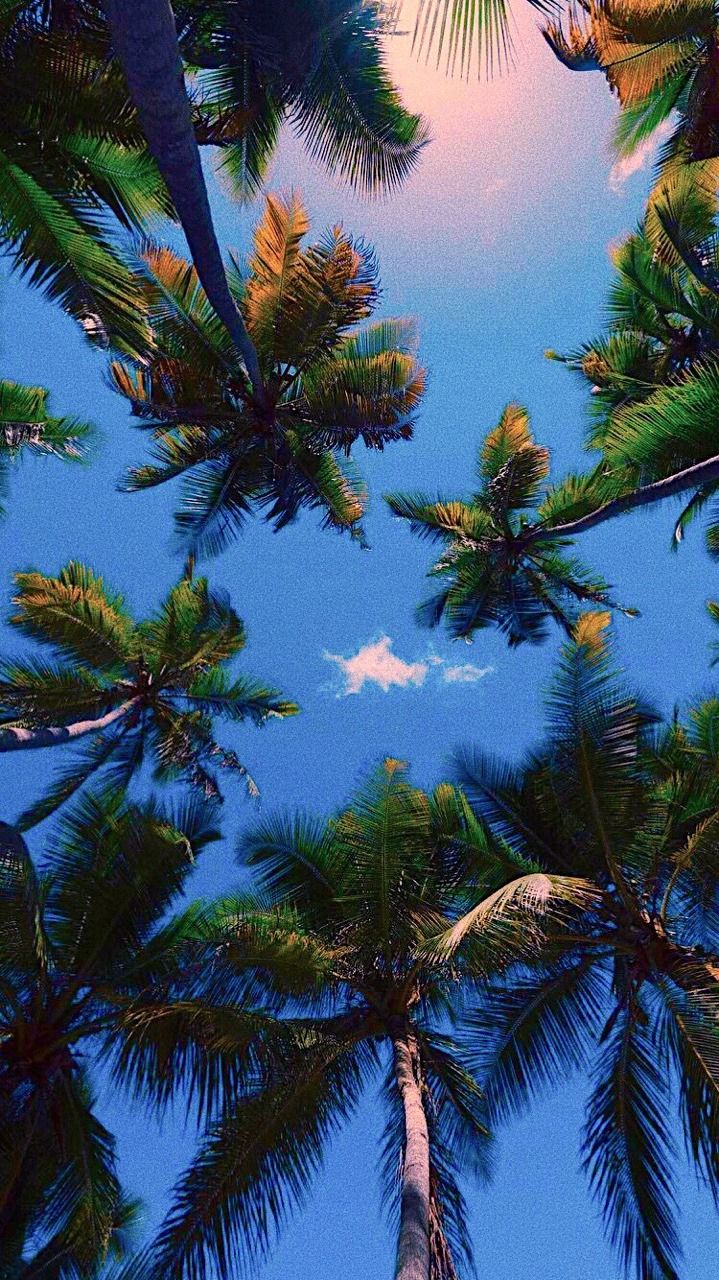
[482,177,508,197]
[608,120,673,193]
[442,662,494,684]
[324,636,429,696]
[323,637,495,696]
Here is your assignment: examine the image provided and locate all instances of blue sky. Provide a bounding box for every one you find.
[2,4,719,1276]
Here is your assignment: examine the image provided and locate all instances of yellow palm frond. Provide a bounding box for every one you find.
[244,191,311,355]
[592,0,705,105]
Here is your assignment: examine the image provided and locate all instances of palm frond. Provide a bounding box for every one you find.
[10,562,137,671]
[152,1033,378,1280]
[582,1001,681,1280]
[463,958,607,1124]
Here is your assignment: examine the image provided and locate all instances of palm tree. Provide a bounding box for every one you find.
[389,299,719,646]
[455,613,719,1280]
[0,378,92,517]
[149,757,593,1280]
[0,794,218,1274]
[111,192,424,558]
[0,1,172,352]
[386,403,626,645]
[99,0,426,401]
[176,0,429,199]
[0,561,297,828]
[543,0,719,166]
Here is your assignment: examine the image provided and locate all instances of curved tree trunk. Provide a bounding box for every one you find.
[0,697,140,752]
[100,0,266,408]
[522,453,719,546]
[392,1027,431,1280]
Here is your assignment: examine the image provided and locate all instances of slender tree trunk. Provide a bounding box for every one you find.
[100,0,266,408]
[392,1027,431,1280]
[522,453,719,545]
[0,697,140,752]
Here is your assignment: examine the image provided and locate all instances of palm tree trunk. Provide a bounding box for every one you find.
[522,453,719,545]
[100,0,266,408]
[0,697,140,752]
[392,1027,431,1280]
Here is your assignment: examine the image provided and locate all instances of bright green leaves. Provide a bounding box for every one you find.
[603,359,719,471]
[478,402,549,506]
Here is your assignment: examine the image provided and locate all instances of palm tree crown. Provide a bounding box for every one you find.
[387,403,622,645]
[177,0,429,198]
[457,613,719,1280]
[111,192,425,558]
[0,562,297,828]
[0,793,218,1275]
[150,757,591,1280]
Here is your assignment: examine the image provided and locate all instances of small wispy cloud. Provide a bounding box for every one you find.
[482,177,508,198]
[324,636,428,696]
[443,662,494,684]
[323,636,494,697]
[608,121,673,193]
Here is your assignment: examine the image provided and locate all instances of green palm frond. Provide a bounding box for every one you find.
[182,668,298,723]
[385,492,494,543]
[10,562,137,672]
[0,151,151,355]
[0,786,240,1271]
[662,979,719,1206]
[292,16,428,194]
[0,9,172,349]
[0,378,92,458]
[109,971,282,1125]
[464,959,607,1124]
[113,193,422,557]
[139,577,245,674]
[44,789,218,977]
[477,402,549,498]
[242,811,348,919]
[603,358,719,472]
[37,1073,125,1273]
[135,244,233,368]
[0,820,47,978]
[0,658,110,722]
[245,195,381,368]
[582,1002,681,1280]
[185,0,427,197]
[213,898,340,997]
[192,67,284,202]
[152,1033,379,1280]
[412,0,514,77]
[15,727,147,834]
[1,561,294,818]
